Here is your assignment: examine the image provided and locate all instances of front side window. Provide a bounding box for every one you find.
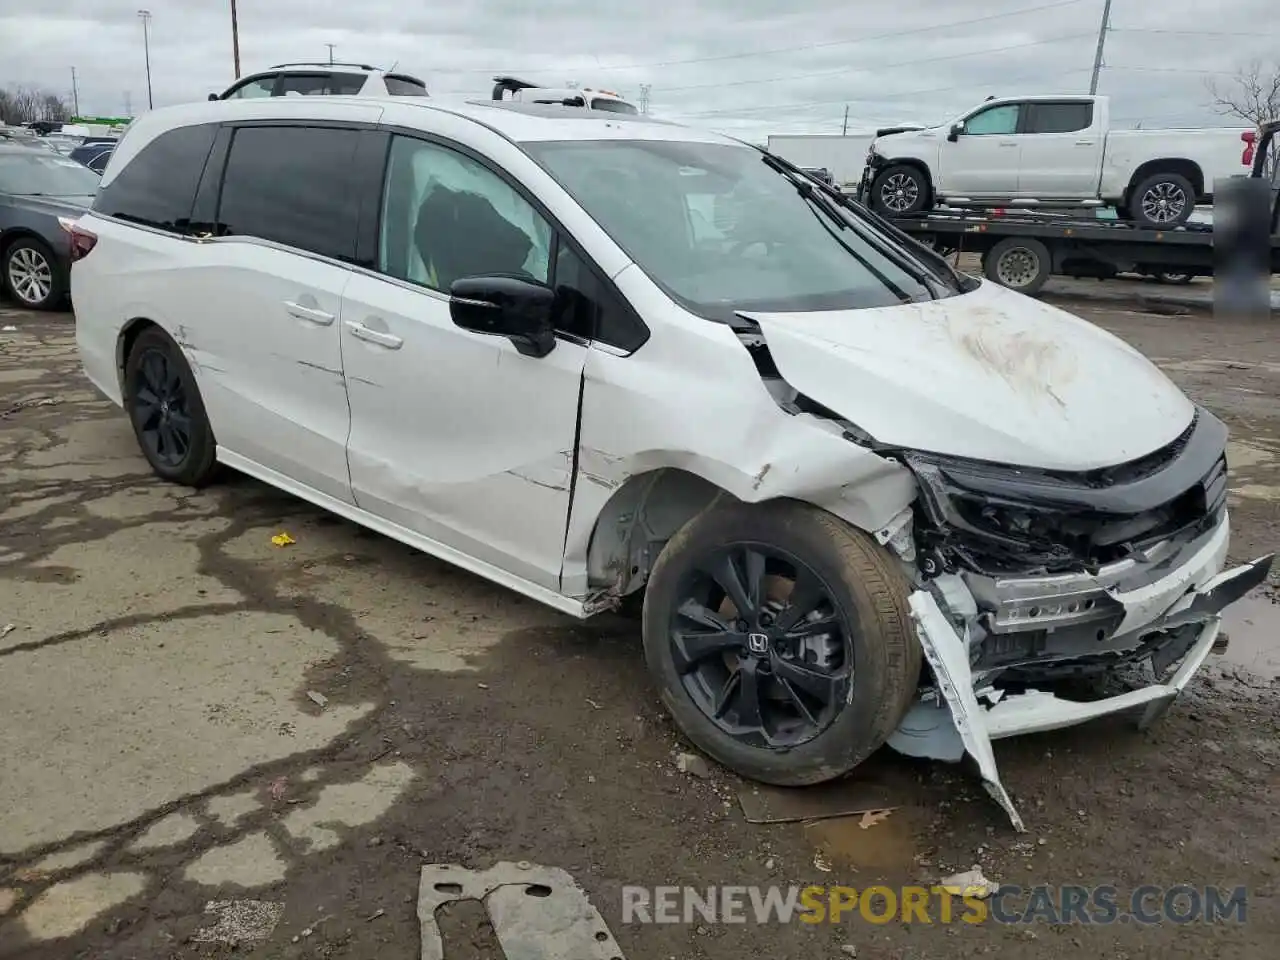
[0,151,101,197]
[377,135,551,292]
[524,139,938,322]
[224,75,276,99]
[963,104,1020,136]
[93,123,217,231]
[216,125,362,261]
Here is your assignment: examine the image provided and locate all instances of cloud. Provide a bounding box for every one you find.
[1,0,1276,140]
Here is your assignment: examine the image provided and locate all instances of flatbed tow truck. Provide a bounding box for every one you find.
[853,120,1280,296]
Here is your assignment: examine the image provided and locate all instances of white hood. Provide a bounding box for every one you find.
[745,281,1194,471]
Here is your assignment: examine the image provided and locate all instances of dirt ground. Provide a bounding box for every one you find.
[1,291,1277,960]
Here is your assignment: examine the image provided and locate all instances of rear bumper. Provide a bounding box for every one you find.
[889,509,1273,831]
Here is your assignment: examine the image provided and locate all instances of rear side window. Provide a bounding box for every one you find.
[326,73,368,95]
[94,123,218,232]
[216,125,362,262]
[384,75,428,96]
[1024,102,1093,134]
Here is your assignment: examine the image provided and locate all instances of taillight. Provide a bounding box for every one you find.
[58,217,98,262]
[1241,130,1256,167]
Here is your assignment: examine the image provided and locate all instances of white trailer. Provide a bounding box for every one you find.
[765,134,877,190]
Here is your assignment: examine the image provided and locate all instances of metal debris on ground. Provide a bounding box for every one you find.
[813,852,833,872]
[1,325,15,332]
[306,690,328,708]
[737,779,897,824]
[675,753,710,778]
[1,623,14,639]
[192,900,284,942]
[270,532,296,547]
[857,809,893,830]
[419,861,626,960]
[1,397,59,419]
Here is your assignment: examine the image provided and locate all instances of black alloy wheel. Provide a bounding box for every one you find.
[668,543,854,749]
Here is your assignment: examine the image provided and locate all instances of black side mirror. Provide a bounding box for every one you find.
[208,93,219,101]
[449,275,557,358]
[947,123,963,143]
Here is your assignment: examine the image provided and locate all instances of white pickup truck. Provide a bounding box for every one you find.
[861,94,1255,228]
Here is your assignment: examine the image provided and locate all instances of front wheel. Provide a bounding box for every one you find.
[870,164,930,217]
[641,501,921,786]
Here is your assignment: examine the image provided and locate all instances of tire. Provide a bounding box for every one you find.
[1127,172,1196,229]
[641,500,921,786]
[870,164,930,217]
[123,326,220,487]
[2,236,65,311]
[982,236,1051,295]
[1155,271,1193,285]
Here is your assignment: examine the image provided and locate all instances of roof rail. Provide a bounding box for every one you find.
[492,76,539,100]
[271,61,379,71]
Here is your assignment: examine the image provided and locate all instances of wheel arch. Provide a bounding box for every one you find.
[1124,158,1205,203]
[116,316,164,394]
[0,226,48,255]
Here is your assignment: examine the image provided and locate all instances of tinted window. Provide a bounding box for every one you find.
[1024,102,1092,134]
[384,76,428,96]
[217,125,362,261]
[327,73,368,95]
[552,243,646,350]
[94,123,217,231]
[590,98,638,115]
[278,74,329,96]
[225,75,276,99]
[377,135,551,291]
[963,104,1020,136]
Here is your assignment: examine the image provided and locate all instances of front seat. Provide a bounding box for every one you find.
[413,186,535,290]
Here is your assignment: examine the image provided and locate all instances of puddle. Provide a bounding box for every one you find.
[804,808,923,873]
[1219,594,1280,680]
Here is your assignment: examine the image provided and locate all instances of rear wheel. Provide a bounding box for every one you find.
[1127,172,1196,228]
[124,327,220,487]
[2,237,64,311]
[983,236,1052,295]
[641,501,921,786]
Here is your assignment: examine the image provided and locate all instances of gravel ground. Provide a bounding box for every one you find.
[0,295,1277,960]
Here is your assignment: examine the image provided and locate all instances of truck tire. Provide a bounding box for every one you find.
[1127,171,1196,229]
[870,164,929,216]
[641,500,921,787]
[983,237,1052,295]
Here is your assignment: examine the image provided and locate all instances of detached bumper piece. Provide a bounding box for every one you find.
[892,553,1274,832]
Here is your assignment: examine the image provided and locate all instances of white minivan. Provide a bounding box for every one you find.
[70,96,1272,828]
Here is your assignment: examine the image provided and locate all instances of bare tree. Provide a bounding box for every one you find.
[0,85,71,125]
[1207,60,1280,128]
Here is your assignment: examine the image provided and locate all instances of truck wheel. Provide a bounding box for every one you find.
[641,500,921,786]
[1155,271,1193,285]
[1128,172,1195,228]
[983,237,1052,295]
[870,164,929,216]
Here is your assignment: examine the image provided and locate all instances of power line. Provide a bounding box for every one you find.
[1106,64,1241,77]
[668,67,1092,119]
[659,33,1094,93]
[433,0,1090,76]
[1110,27,1280,38]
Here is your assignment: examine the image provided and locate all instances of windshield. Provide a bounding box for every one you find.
[0,151,101,196]
[524,139,939,320]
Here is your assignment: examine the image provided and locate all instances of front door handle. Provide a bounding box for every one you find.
[999,141,1019,147]
[345,320,403,350]
[285,300,335,325]
[1075,139,1095,145]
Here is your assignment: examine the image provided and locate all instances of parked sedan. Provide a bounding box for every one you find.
[0,145,101,309]
[70,141,115,174]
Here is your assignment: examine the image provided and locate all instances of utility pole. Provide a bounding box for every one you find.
[1088,0,1112,95]
[124,91,133,116]
[842,104,849,135]
[230,0,241,78]
[325,43,336,65]
[70,67,80,117]
[638,83,651,115]
[137,10,153,109]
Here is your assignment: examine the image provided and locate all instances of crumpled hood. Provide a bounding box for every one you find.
[744,281,1195,471]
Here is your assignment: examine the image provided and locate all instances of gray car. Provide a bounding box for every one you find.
[0,144,101,310]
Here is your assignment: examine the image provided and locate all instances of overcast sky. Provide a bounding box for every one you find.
[2,0,1276,141]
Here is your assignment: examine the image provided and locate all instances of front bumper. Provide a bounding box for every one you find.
[888,510,1273,831]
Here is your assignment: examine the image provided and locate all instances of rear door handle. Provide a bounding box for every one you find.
[999,141,1019,147]
[344,320,403,350]
[1075,139,1095,145]
[284,300,335,325]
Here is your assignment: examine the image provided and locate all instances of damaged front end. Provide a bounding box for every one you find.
[885,408,1274,830]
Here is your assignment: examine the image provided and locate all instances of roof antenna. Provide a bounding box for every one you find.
[388,60,399,72]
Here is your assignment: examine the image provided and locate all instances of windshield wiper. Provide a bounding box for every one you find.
[757,149,961,297]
